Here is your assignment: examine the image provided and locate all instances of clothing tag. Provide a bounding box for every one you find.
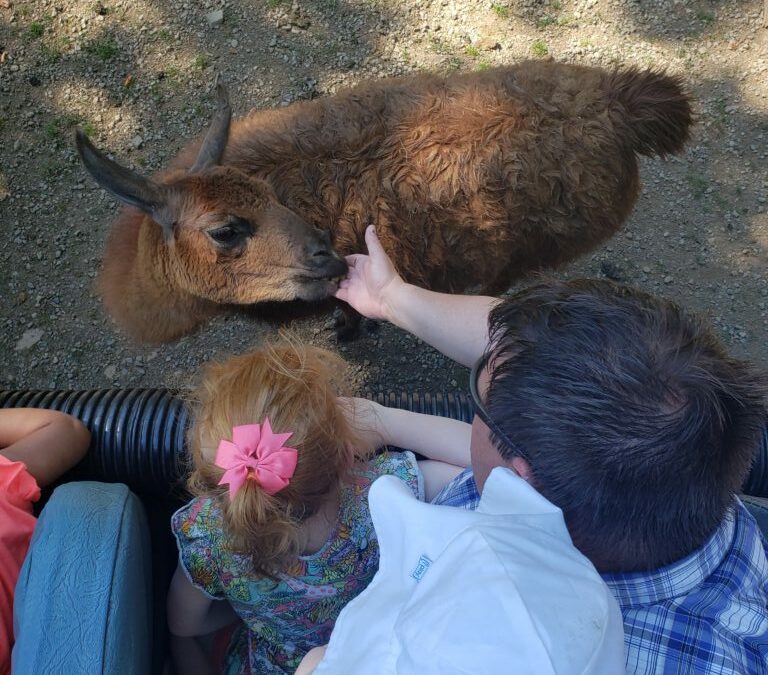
[410,554,432,582]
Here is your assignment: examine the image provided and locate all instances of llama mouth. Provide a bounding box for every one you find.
[294,276,342,302]
[294,254,347,289]
[295,266,347,285]
[295,273,343,284]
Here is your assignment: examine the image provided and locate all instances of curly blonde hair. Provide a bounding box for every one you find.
[187,337,367,579]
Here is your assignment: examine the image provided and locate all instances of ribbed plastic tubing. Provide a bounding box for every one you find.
[2,388,765,498]
[0,389,474,497]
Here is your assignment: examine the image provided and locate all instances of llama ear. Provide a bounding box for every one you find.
[189,79,231,173]
[75,129,175,237]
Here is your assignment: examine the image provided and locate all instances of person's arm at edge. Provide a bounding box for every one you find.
[0,408,90,487]
[335,225,499,367]
[295,645,327,675]
[167,565,238,638]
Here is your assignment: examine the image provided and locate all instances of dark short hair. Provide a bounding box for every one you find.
[484,278,767,572]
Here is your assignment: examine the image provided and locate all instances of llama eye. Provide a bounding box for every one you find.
[207,217,253,250]
[208,225,240,245]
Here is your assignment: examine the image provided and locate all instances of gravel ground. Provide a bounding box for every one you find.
[1,0,767,396]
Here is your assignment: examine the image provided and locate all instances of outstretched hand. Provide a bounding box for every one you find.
[334,225,404,322]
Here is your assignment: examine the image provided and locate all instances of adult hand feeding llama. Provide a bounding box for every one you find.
[77,60,693,343]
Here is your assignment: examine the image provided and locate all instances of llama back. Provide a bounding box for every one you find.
[488,60,692,158]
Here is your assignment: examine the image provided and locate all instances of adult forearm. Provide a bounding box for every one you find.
[384,282,499,367]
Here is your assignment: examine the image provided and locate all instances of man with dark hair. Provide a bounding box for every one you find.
[330,226,768,674]
[479,279,765,573]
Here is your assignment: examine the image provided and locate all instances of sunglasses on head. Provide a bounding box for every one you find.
[469,357,529,462]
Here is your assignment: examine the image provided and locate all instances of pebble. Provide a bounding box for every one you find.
[15,329,43,352]
[205,9,224,27]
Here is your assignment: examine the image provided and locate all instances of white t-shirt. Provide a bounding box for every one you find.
[314,467,625,675]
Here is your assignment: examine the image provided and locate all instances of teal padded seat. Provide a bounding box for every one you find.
[12,482,152,675]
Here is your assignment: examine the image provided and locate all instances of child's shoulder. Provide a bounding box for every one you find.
[171,495,224,540]
[360,450,423,499]
[368,448,416,473]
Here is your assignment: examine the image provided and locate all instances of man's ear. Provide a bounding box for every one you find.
[510,456,534,484]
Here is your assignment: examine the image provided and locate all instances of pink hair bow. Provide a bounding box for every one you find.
[215,418,298,499]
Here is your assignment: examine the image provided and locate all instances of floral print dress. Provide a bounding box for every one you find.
[171,451,422,674]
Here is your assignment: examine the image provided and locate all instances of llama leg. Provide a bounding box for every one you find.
[332,302,362,342]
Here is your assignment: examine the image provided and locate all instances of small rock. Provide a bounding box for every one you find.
[206,9,224,26]
[476,37,502,51]
[131,135,143,149]
[104,365,117,380]
[15,328,43,352]
[600,261,626,281]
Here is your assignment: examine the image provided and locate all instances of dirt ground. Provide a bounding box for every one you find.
[0,0,766,396]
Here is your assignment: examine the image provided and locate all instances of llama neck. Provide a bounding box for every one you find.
[224,86,398,174]
[99,210,217,343]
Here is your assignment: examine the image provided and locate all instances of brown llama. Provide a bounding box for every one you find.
[77,59,693,344]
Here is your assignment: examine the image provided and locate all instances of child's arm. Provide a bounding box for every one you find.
[0,408,90,487]
[167,565,238,638]
[378,405,471,468]
[372,405,472,501]
[343,399,471,500]
[347,399,472,467]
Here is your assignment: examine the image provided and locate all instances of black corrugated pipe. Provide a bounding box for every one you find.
[2,388,767,498]
[0,389,474,498]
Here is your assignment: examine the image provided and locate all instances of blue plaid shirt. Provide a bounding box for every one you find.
[433,468,768,674]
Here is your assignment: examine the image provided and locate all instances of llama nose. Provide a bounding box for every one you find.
[308,229,334,258]
[306,230,347,276]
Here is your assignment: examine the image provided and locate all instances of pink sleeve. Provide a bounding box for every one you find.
[0,457,40,674]
[0,456,41,512]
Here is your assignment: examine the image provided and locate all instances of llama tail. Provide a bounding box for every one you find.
[604,67,694,158]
